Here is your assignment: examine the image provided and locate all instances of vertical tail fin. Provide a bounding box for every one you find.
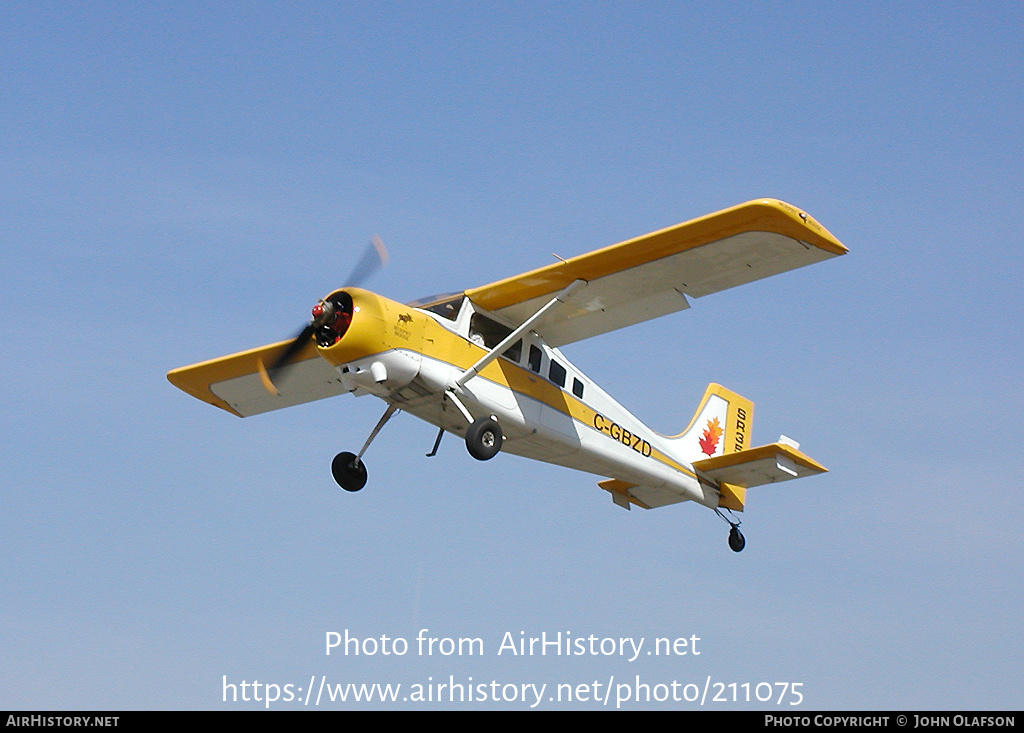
[668,383,754,463]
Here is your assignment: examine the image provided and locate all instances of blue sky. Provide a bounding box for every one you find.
[2,1,1021,710]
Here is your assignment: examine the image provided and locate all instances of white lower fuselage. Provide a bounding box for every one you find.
[332,299,716,510]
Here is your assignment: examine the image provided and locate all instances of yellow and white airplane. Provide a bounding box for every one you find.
[168,199,847,551]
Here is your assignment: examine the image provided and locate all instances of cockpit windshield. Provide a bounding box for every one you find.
[407,292,464,321]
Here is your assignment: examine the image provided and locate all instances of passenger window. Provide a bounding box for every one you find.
[528,344,542,373]
[572,378,584,398]
[549,360,566,387]
[503,339,522,363]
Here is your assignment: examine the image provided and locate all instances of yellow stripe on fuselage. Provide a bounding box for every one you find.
[408,313,694,478]
[313,289,695,479]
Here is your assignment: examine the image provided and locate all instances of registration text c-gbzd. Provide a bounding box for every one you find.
[593,413,653,457]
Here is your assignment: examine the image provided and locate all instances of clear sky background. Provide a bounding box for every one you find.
[2,1,1021,710]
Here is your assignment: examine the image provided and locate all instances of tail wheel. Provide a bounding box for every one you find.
[332,451,367,492]
[466,417,502,461]
[728,526,746,552]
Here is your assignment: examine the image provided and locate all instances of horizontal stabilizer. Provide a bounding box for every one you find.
[598,479,648,510]
[596,479,696,510]
[692,442,827,488]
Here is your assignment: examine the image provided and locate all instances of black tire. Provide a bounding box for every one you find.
[728,526,746,553]
[332,451,367,492]
[466,417,502,461]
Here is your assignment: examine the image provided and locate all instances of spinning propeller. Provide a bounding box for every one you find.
[258,235,389,395]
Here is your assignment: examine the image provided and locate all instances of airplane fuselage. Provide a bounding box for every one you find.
[315,287,716,509]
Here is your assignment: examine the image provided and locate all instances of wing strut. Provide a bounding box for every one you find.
[454,279,586,388]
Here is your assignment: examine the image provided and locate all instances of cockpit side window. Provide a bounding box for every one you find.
[469,313,513,349]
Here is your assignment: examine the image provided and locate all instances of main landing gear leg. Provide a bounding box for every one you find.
[332,404,399,492]
[715,508,746,552]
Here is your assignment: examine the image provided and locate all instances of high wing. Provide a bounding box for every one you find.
[168,199,846,417]
[167,338,351,417]
[464,199,847,346]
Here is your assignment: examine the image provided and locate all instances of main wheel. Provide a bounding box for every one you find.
[728,526,746,552]
[466,417,502,461]
[332,451,367,492]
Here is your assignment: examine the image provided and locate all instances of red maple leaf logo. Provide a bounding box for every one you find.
[699,417,722,456]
